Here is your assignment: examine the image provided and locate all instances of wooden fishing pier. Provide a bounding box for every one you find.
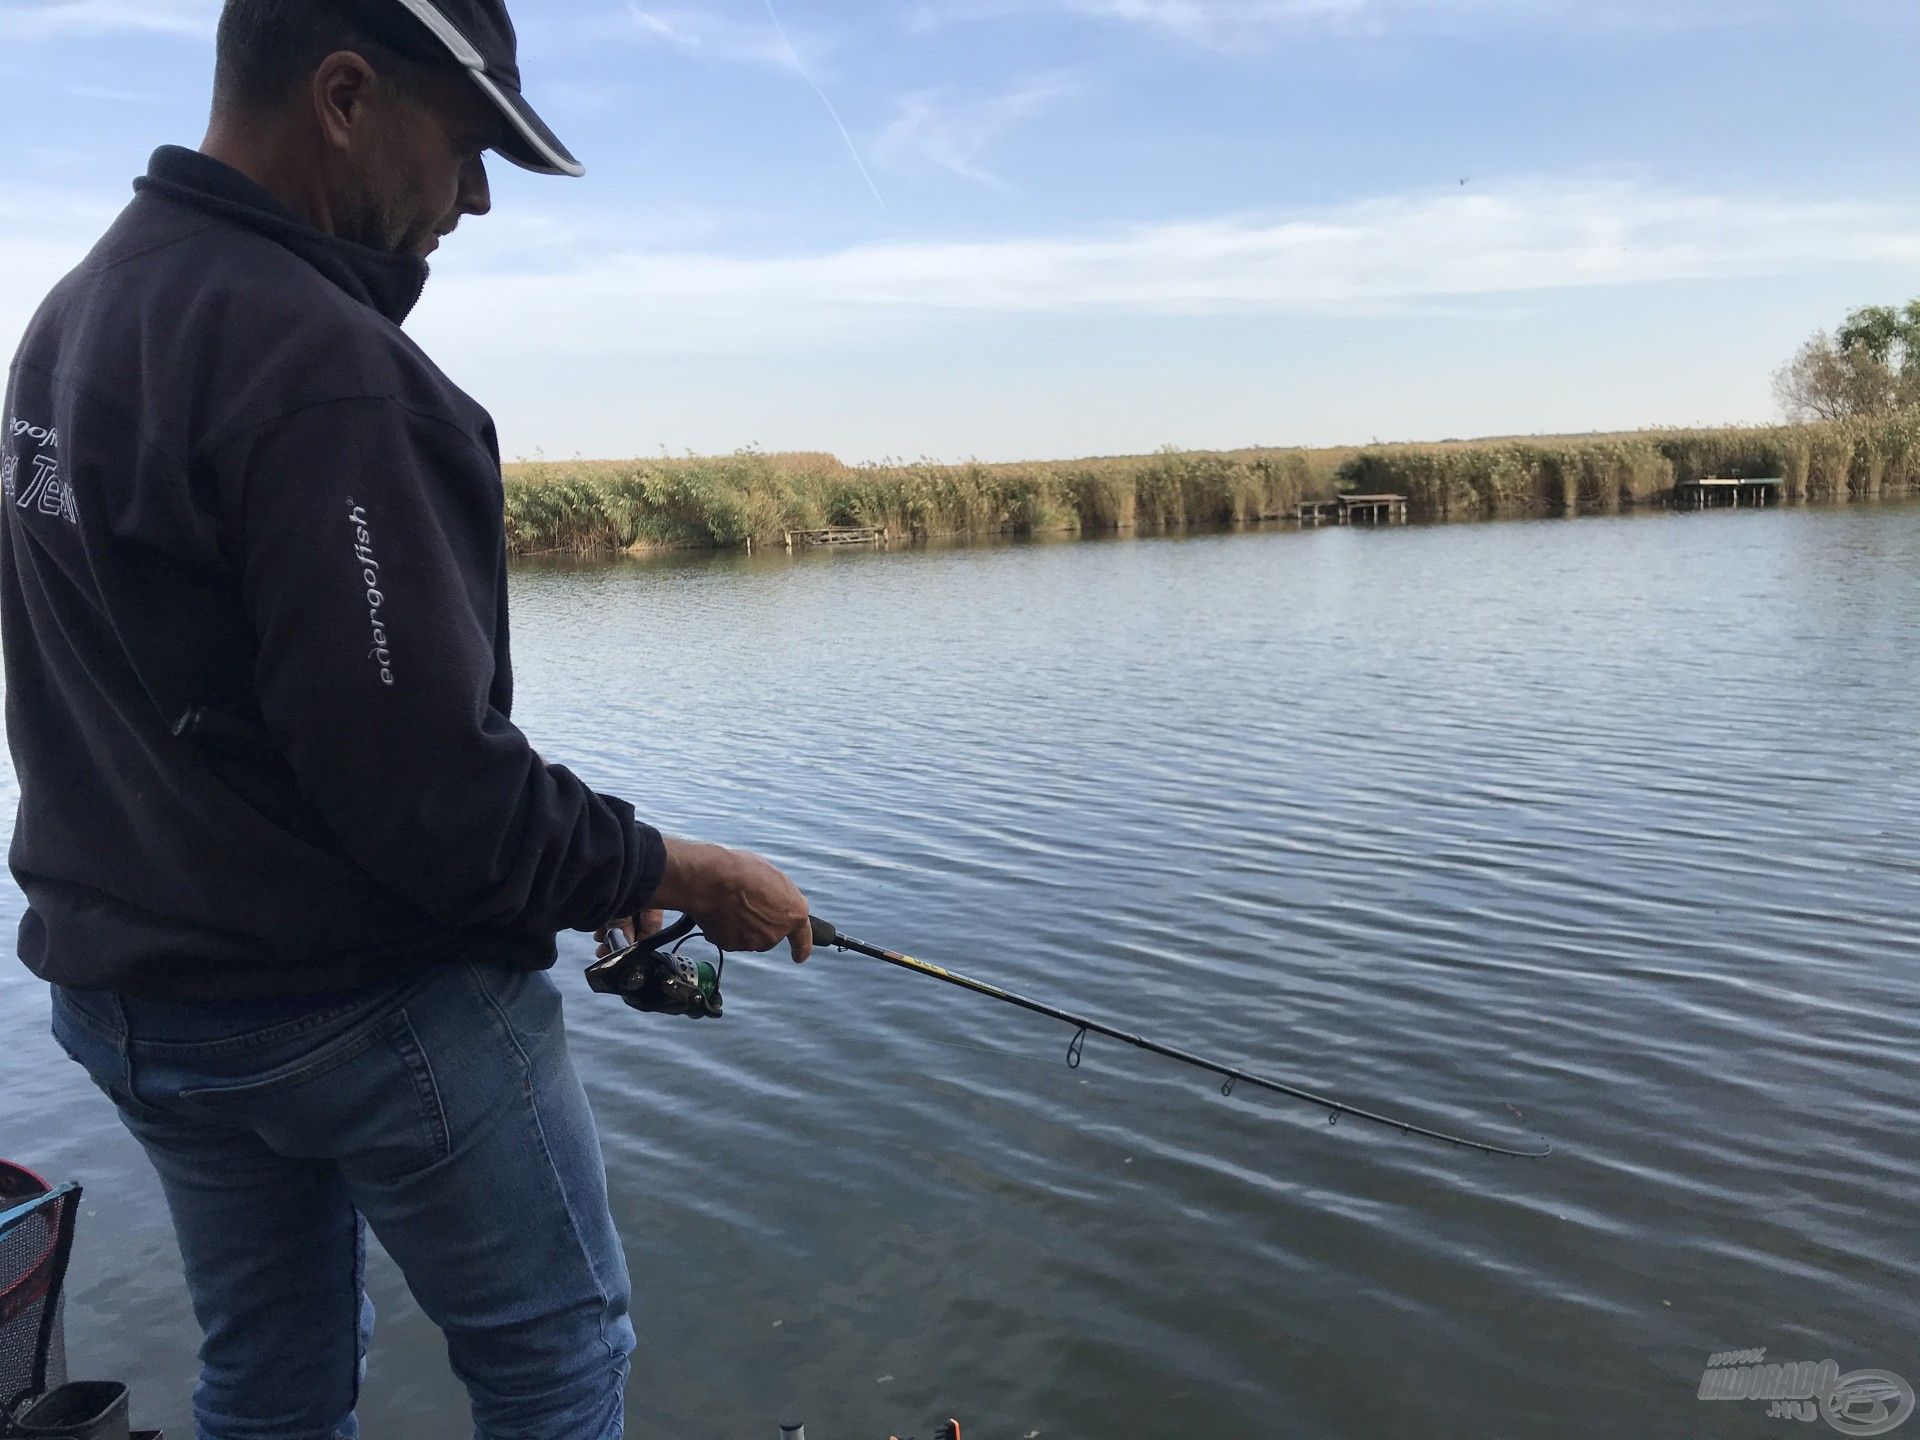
[783,525,890,549]
[1675,476,1783,511]
[1294,493,1410,526]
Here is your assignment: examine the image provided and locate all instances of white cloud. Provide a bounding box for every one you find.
[11,176,1916,460]
[618,3,887,211]
[0,0,213,40]
[908,0,1779,42]
[57,81,169,102]
[617,4,830,70]
[1064,0,1364,39]
[0,190,124,353]
[873,77,1077,190]
[411,179,1920,362]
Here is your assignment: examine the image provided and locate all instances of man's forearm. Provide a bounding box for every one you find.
[647,836,729,915]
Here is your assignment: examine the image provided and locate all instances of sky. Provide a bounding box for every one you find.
[2,0,1918,463]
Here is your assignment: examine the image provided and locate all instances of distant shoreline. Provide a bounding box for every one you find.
[500,415,1920,557]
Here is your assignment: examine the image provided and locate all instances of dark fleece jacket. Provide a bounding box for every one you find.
[1,146,664,998]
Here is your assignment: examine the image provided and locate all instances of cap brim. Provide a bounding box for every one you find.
[471,71,584,178]
[386,0,584,177]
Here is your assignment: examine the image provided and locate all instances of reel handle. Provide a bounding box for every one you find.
[586,912,698,993]
[619,911,699,955]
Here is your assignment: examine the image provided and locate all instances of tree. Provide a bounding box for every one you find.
[1774,300,1920,422]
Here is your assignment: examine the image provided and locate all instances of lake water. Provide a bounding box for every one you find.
[4,507,1918,1439]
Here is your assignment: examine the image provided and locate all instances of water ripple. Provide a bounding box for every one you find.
[7,510,1920,1437]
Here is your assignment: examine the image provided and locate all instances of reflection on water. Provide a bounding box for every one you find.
[6,508,1919,1438]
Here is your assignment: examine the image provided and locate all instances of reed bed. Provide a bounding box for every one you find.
[500,416,1920,554]
[1333,414,1920,517]
[502,447,1340,554]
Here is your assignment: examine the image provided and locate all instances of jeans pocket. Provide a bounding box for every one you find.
[50,990,138,1112]
[175,1007,452,1183]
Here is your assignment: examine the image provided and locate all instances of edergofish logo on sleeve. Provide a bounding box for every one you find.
[345,498,396,688]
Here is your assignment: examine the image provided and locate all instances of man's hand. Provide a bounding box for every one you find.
[617,838,813,963]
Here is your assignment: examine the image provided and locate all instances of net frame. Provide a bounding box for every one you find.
[0,1171,79,1419]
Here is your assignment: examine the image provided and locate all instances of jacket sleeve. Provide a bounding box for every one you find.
[214,395,665,933]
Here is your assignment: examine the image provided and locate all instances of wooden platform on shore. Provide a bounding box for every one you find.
[783,526,890,549]
[1675,477,1782,511]
[1294,494,1409,526]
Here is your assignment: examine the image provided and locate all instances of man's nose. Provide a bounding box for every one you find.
[460,154,493,219]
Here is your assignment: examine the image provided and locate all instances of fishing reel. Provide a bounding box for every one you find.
[585,914,725,1019]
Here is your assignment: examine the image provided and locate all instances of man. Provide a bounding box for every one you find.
[1,1,812,1436]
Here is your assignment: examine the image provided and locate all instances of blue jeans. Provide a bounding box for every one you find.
[51,963,634,1440]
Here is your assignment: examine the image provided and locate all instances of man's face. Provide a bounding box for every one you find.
[337,63,497,259]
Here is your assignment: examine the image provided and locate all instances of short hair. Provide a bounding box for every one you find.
[213,0,444,114]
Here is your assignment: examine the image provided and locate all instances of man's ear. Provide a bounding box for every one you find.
[312,49,381,154]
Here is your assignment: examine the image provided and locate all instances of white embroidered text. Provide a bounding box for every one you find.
[346,498,395,688]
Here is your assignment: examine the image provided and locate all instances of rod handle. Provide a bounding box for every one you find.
[809,916,839,948]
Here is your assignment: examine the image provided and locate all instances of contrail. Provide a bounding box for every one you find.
[761,0,890,215]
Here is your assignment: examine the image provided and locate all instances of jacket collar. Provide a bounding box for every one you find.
[135,146,431,326]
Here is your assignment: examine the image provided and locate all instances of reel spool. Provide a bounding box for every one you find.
[585,914,725,1019]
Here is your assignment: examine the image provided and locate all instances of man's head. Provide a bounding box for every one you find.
[208,0,579,258]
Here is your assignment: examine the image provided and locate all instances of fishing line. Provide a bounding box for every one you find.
[761,0,890,214]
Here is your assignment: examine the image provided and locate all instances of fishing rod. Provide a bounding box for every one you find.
[587,915,1552,1159]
